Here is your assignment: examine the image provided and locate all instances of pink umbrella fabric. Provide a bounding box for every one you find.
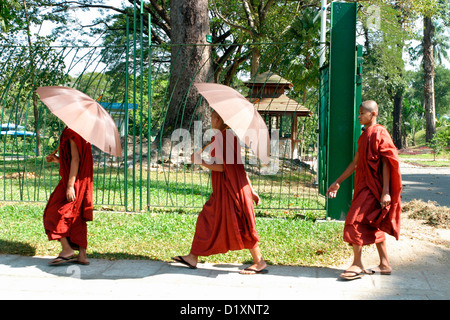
[37,86,122,157]
[194,82,270,164]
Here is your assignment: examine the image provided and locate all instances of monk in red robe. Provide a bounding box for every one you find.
[172,110,267,274]
[44,127,93,266]
[327,100,402,280]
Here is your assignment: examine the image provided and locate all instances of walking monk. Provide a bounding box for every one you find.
[44,127,93,266]
[326,100,402,280]
[172,110,267,274]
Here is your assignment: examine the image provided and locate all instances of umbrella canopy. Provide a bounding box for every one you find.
[194,82,270,164]
[37,86,122,157]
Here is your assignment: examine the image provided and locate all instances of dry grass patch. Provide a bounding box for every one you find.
[403,199,450,229]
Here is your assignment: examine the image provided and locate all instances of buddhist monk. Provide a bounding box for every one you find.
[172,110,267,275]
[44,127,94,266]
[326,100,402,280]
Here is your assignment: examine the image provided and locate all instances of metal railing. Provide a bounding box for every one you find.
[1,22,326,217]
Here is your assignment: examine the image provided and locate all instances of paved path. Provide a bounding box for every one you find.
[400,162,450,207]
[1,229,449,301]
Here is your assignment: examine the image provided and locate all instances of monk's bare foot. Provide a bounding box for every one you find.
[239,260,268,275]
[74,249,90,265]
[367,265,392,275]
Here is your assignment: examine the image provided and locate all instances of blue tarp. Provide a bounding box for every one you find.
[0,124,36,137]
[1,123,25,130]
[0,130,36,137]
[99,102,139,111]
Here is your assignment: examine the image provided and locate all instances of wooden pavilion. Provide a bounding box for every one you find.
[244,71,311,159]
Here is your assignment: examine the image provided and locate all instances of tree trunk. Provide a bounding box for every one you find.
[161,0,212,138]
[251,47,261,77]
[423,16,436,143]
[392,90,403,149]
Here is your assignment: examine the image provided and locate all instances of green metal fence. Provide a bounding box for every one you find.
[0,17,326,216]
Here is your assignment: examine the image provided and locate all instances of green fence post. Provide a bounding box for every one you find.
[326,2,357,220]
[318,65,329,197]
[147,13,152,211]
[124,15,130,211]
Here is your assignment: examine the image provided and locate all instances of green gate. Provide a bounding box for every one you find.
[0,10,328,217]
[318,2,363,220]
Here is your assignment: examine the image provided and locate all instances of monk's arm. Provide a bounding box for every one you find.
[380,157,391,208]
[66,139,80,202]
[200,161,224,172]
[326,151,359,198]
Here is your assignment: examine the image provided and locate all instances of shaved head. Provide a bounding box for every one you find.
[360,100,378,115]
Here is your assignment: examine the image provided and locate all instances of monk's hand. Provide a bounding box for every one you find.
[46,154,59,164]
[252,190,261,206]
[326,181,340,198]
[66,186,76,202]
[380,193,391,209]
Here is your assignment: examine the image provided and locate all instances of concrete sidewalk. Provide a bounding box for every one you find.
[400,163,450,207]
[1,232,449,300]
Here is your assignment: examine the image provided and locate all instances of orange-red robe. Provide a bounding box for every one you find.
[43,127,94,250]
[190,129,260,256]
[344,124,402,245]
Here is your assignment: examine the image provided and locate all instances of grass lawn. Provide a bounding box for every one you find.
[0,202,350,267]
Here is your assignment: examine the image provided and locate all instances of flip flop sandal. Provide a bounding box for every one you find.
[48,255,77,266]
[339,270,364,280]
[171,256,197,269]
[239,267,269,275]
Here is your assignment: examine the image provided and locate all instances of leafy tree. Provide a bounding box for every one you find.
[428,127,449,160]
[0,1,70,154]
[358,1,413,149]
[401,96,424,147]
[406,66,450,118]
[68,1,325,139]
[410,0,450,142]
[210,0,321,75]
[0,0,20,32]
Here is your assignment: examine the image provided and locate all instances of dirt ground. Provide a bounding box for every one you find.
[400,212,450,246]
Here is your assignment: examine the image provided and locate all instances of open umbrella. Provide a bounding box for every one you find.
[194,82,270,164]
[36,86,122,157]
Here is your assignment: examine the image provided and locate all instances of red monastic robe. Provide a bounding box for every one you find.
[43,127,94,249]
[344,124,402,245]
[190,129,260,256]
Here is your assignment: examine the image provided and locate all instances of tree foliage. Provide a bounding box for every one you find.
[1,0,448,147]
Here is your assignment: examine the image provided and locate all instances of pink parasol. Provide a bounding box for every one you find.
[37,86,122,157]
[194,82,270,164]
